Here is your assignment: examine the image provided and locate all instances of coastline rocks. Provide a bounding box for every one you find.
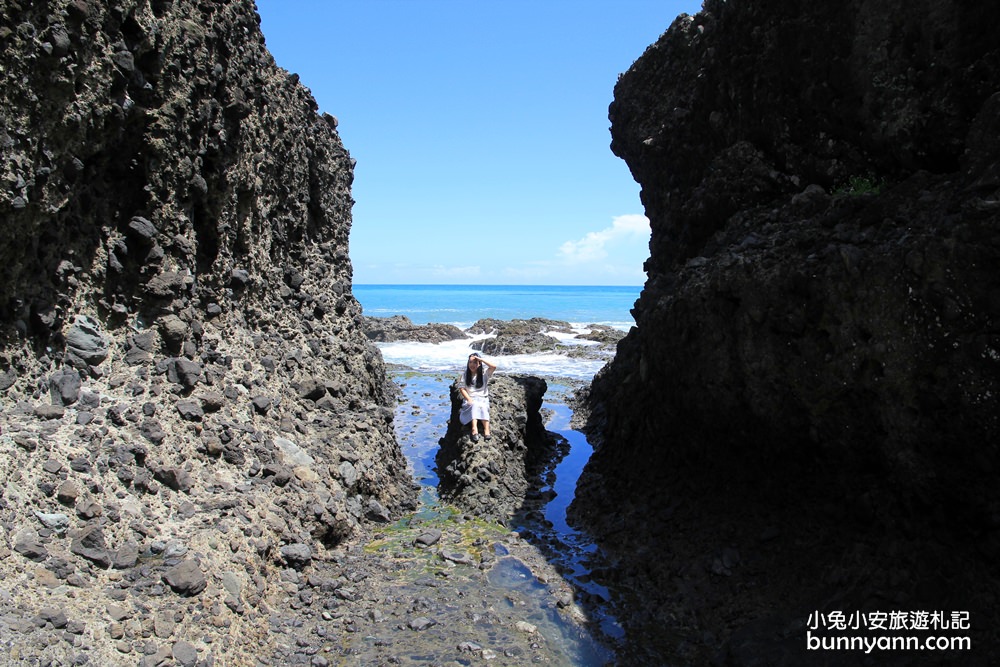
[574,1,1000,665]
[364,315,467,343]
[436,375,568,523]
[364,314,625,364]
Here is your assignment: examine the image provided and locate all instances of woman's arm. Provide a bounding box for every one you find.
[478,356,497,372]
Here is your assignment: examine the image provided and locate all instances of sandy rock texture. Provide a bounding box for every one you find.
[1,1,415,664]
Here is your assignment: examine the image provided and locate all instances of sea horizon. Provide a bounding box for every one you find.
[354,284,639,380]
[354,283,642,329]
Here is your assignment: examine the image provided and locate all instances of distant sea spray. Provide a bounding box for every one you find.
[354,284,639,380]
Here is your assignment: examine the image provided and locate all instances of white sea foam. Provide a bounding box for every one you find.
[376,333,609,381]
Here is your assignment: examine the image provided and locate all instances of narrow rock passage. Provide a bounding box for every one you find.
[270,372,614,666]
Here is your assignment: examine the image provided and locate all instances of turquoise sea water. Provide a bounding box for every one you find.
[355,284,639,379]
[354,284,641,330]
[371,285,626,659]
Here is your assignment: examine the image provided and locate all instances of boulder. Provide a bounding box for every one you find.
[436,374,567,523]
[363,315,467,343]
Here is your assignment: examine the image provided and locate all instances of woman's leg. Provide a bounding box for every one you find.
[470,418,479,436]
[481,419,490,437]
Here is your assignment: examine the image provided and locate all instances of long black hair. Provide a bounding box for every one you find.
[465,356,484,388]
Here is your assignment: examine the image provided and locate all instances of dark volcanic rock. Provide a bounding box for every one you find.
[468,317,572,355]
[573,2,1000,665]
[363,315,468,343]
[0,1,416,663]
[436,375,567,523]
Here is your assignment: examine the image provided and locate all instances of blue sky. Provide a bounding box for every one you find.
[255,1,701,285]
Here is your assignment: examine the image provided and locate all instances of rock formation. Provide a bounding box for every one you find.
[436,375,567,523]
[363,314,467,344]
[573,1,1000,665]
[0,1,414,663]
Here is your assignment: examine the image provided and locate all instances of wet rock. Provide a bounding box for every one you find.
[408,616,436,631]
[440,551,474,566]
[413,529,442,548]
[436,375,566,523]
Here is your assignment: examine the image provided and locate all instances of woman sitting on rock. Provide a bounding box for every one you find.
[458,352,497,442]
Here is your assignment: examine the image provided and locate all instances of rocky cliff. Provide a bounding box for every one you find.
[573,0,1000,664]
[0,1,415,664]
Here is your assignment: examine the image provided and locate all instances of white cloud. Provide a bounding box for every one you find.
[558,214,650,263]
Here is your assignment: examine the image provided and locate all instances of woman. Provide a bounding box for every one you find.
[458,352,497,442]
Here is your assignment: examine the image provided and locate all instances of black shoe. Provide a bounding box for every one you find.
[483,434,491,440]
[470,434,479,443]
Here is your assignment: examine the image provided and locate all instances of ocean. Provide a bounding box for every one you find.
[354,284,640,330]
[354,284,640,379]
[363,284,626,656]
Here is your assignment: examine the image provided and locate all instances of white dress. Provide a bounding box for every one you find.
[459,366,493,424]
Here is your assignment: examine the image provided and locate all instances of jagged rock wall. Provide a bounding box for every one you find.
[0,1,415,664]
[573,1,1000,664]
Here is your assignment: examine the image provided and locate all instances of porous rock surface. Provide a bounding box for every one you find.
[573,1,1000,665]
[1,1,415,664]
[436,375,567,524]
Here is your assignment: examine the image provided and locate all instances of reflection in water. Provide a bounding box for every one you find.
[391,371,617,665]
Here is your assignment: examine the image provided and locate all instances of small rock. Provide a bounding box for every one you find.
[440,551,474,566]
[39,607,68,629]
[65,315,109,365]
[408,616,436,631]
[280,543,313,569]
[71,525,111,568]
[413,529,442,547]
[154,613,175,638]
[162,560,206,596]
[167,358,203,389]
[172,640,198,667]
[366,498,391,522]
[175,399,204,421]
[49,368,82,405]
[34,511,70,534]
[35,404,65,420]
[42,458,64,474]
[515,620,537,634]
[107,604,131,622]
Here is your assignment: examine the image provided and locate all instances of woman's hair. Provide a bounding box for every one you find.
[465,356,484,388]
